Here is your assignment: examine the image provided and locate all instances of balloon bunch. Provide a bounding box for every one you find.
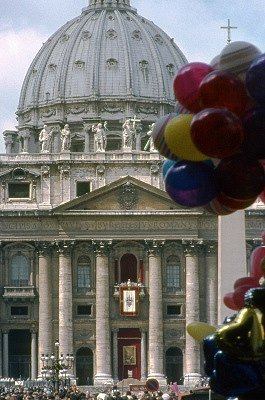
[224,230,265,311]
[153,41,265,214]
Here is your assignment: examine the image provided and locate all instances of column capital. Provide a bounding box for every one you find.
[56,240,75,256]
[92,240,112,256]
[204,241,217,255]
[145,240,164,256]
[182,239,203,256]
[35,241,53,256]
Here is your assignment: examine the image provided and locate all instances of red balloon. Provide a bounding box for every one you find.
[234,276,259,290]
[215,154,265,200]
[260,188,265,204]
[198,70,249,116]
[173,62,214,113]
[233,285,254,309]
[250,245,265,280]
[216,192,257,210]
[191,108,245,159]
[223,292,240,311]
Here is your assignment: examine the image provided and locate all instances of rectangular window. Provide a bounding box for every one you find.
[77,305,92,316]
[166,264,180,291]
[77,266,91,290]
[76,181,90,197]
[8,182,30,199]
[167,304,181,316]
[11,306,28,316]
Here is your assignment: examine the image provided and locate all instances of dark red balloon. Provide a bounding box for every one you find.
[250,245,265,280]
[217,191,257,210]
[242,107,265,160]
[173,62,214,113]
[191,108,245,159]
[215,154,265,199]
[233,285,254,309]
[198,70,249,116]
[223,292,240,311]
[234,276,259,290]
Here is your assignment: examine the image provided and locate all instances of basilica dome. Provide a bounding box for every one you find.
[16,0,188,151]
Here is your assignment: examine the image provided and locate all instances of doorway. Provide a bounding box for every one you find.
[118,328,141,380]
[165,347,183,384]
[76,347,93,385]
[9,329,31,379]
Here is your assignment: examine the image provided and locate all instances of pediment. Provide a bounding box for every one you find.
[0,167,40,180]
[53,176,184,212]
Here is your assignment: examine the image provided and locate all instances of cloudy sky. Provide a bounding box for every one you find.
[0,0,264,152]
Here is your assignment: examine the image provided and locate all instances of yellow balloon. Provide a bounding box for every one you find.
[164,114,209,161]
[187,321,217,342]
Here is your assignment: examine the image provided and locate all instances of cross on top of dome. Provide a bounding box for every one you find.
[89,0,131,8]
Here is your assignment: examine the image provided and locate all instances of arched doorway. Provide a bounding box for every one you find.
[76,347,93,385]
[120,253,137,282]
[165,347,183,384]
[9,329,31,379]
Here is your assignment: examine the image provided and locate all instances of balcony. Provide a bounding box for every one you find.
[3,286,36,300]
[113,280,145,300]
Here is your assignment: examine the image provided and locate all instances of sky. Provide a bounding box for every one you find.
[0,0,265,153]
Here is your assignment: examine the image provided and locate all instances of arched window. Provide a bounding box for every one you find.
[166,255,181,292]
[77,256,91,292]
[120,253,138,283]
[11,254,29,286]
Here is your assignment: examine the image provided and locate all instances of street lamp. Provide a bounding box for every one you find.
[40,340,74,391]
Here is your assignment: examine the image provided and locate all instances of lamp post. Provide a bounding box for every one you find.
[40,340,74,391]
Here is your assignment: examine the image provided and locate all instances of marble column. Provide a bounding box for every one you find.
[31,331,37,379]
[58,242,74,369]
[38,244,53,375]
[218,212,247,323]
[112,329,119,382]
[140,330,147,381]
[183,240,200,375]
[93,241,113,385]
[205,242,218,327]
[146,240,166,385]
[3,331,9,377]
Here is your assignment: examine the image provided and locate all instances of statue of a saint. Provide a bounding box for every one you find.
[39,125,52,152]
[144,123,157,152]
[92,122,107,152]
[61,124,71,151]
[122,119,136,149]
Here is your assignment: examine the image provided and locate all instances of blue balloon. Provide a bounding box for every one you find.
[246,53,265,104]
[164,160,219,207]
[203,334,220,377]
[162,159,177,178]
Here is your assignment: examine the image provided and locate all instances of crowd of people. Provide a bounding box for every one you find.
[0,385,181,400]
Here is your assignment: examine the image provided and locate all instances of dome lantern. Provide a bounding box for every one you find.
[88,0,131,9]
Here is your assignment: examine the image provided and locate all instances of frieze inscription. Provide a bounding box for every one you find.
[61,219,198,231]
